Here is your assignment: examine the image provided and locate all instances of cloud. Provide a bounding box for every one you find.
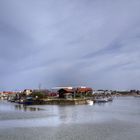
[0,0,140,90]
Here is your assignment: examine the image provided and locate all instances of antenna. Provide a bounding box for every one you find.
[38,83,42,90]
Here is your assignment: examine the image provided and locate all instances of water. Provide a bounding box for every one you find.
[0,97,140,140]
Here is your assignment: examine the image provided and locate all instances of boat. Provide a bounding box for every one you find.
[107,96,113,101]
[94,98,108,103]
[86,100,93,105]
[21,97,34,105]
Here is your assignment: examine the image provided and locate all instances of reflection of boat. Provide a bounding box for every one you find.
[86,100,93,105]
[14,104,44,111]
[134,95,140,97]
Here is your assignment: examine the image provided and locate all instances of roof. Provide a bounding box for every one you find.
[3,91,16,94]
[58,88,74,93]
[76,87,93,93]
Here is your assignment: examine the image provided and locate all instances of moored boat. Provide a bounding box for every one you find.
[94,97,108,103]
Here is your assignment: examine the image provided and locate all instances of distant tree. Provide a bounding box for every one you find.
[30,91,46,99]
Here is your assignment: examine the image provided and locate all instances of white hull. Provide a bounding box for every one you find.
[94,97,113,102]
[86,100,93,105]
[94,98,108,102]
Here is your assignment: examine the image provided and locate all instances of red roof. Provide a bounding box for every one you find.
[76,87,93,93]
[3,91,16,94]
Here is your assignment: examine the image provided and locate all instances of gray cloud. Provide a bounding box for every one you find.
[0,0,140,90]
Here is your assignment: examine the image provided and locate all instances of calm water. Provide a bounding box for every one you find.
[0,97,140,140]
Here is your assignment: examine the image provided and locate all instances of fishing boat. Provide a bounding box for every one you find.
[94,97,108,103]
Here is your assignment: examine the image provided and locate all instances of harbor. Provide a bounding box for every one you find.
[1,87,140,105]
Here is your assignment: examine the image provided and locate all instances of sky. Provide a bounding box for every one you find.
[0,0,140,91]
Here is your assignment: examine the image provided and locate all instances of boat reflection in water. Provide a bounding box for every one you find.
[14,104,44,112]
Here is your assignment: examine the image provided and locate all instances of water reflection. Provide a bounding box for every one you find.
[94,101,113,106]
[14,104,44,112]
[0,97,140,130]
[58,106,79,123]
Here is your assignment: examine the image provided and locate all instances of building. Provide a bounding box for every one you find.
[58,88,74,99]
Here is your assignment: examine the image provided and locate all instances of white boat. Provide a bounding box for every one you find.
[86,100,93,105]
[94,96,113,103]
[94,97,108,103]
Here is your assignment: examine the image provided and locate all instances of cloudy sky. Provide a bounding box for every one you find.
[0,0,140,91]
